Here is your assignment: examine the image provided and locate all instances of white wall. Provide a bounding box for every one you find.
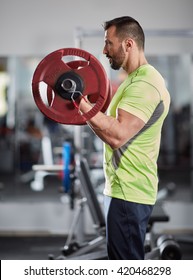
[1,0,193,56]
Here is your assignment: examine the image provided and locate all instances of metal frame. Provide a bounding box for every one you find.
[74,27,193,48]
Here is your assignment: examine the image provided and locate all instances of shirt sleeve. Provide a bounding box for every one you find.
[118,81,161,123]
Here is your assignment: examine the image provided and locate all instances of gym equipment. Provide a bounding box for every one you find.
[62,142,71,193]
[49,157,107,260]
[48,156,182,260]
[65,60,112,113]
[156,234,182,260]
[31,139,72,192]
[145,205,182,260]
[32,48,112,125]
[30,136,55,191]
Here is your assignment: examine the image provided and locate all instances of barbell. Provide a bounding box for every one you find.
[32,48,112,125]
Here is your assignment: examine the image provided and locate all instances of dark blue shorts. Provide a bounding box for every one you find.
[104,196,153,260]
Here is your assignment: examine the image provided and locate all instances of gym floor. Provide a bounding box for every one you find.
[0,168,193,260]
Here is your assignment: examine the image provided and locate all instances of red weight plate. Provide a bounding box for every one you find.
[66,60,89,69]
[32,48,109,125]
[66,60,112,113]
[46,60,88,107]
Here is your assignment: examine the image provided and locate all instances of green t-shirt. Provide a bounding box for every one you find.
[103,64,170,205]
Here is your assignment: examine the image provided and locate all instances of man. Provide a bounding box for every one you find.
[79,16,170,259]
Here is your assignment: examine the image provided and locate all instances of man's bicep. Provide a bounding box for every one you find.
[117,108,145,138]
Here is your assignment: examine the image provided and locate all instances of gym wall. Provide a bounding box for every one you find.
[0,0,193,56]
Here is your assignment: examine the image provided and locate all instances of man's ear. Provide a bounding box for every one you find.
[124,38,133,51]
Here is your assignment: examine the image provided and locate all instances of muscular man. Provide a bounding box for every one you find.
[79,16,170,260]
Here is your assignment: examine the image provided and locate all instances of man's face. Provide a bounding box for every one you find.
[103,26,126,70]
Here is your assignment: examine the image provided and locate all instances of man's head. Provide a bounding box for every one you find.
[103,16,145,70]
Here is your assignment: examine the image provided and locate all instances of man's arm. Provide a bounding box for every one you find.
[79,99,145,150]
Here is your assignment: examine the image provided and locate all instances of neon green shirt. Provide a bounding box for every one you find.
[103,64,170,205]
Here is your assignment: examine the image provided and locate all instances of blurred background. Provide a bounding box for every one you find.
[0,0,193,260]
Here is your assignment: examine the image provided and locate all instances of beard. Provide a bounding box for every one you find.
[107,45,126,70]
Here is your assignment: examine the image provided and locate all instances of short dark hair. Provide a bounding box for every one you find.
[103,16,145,50]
